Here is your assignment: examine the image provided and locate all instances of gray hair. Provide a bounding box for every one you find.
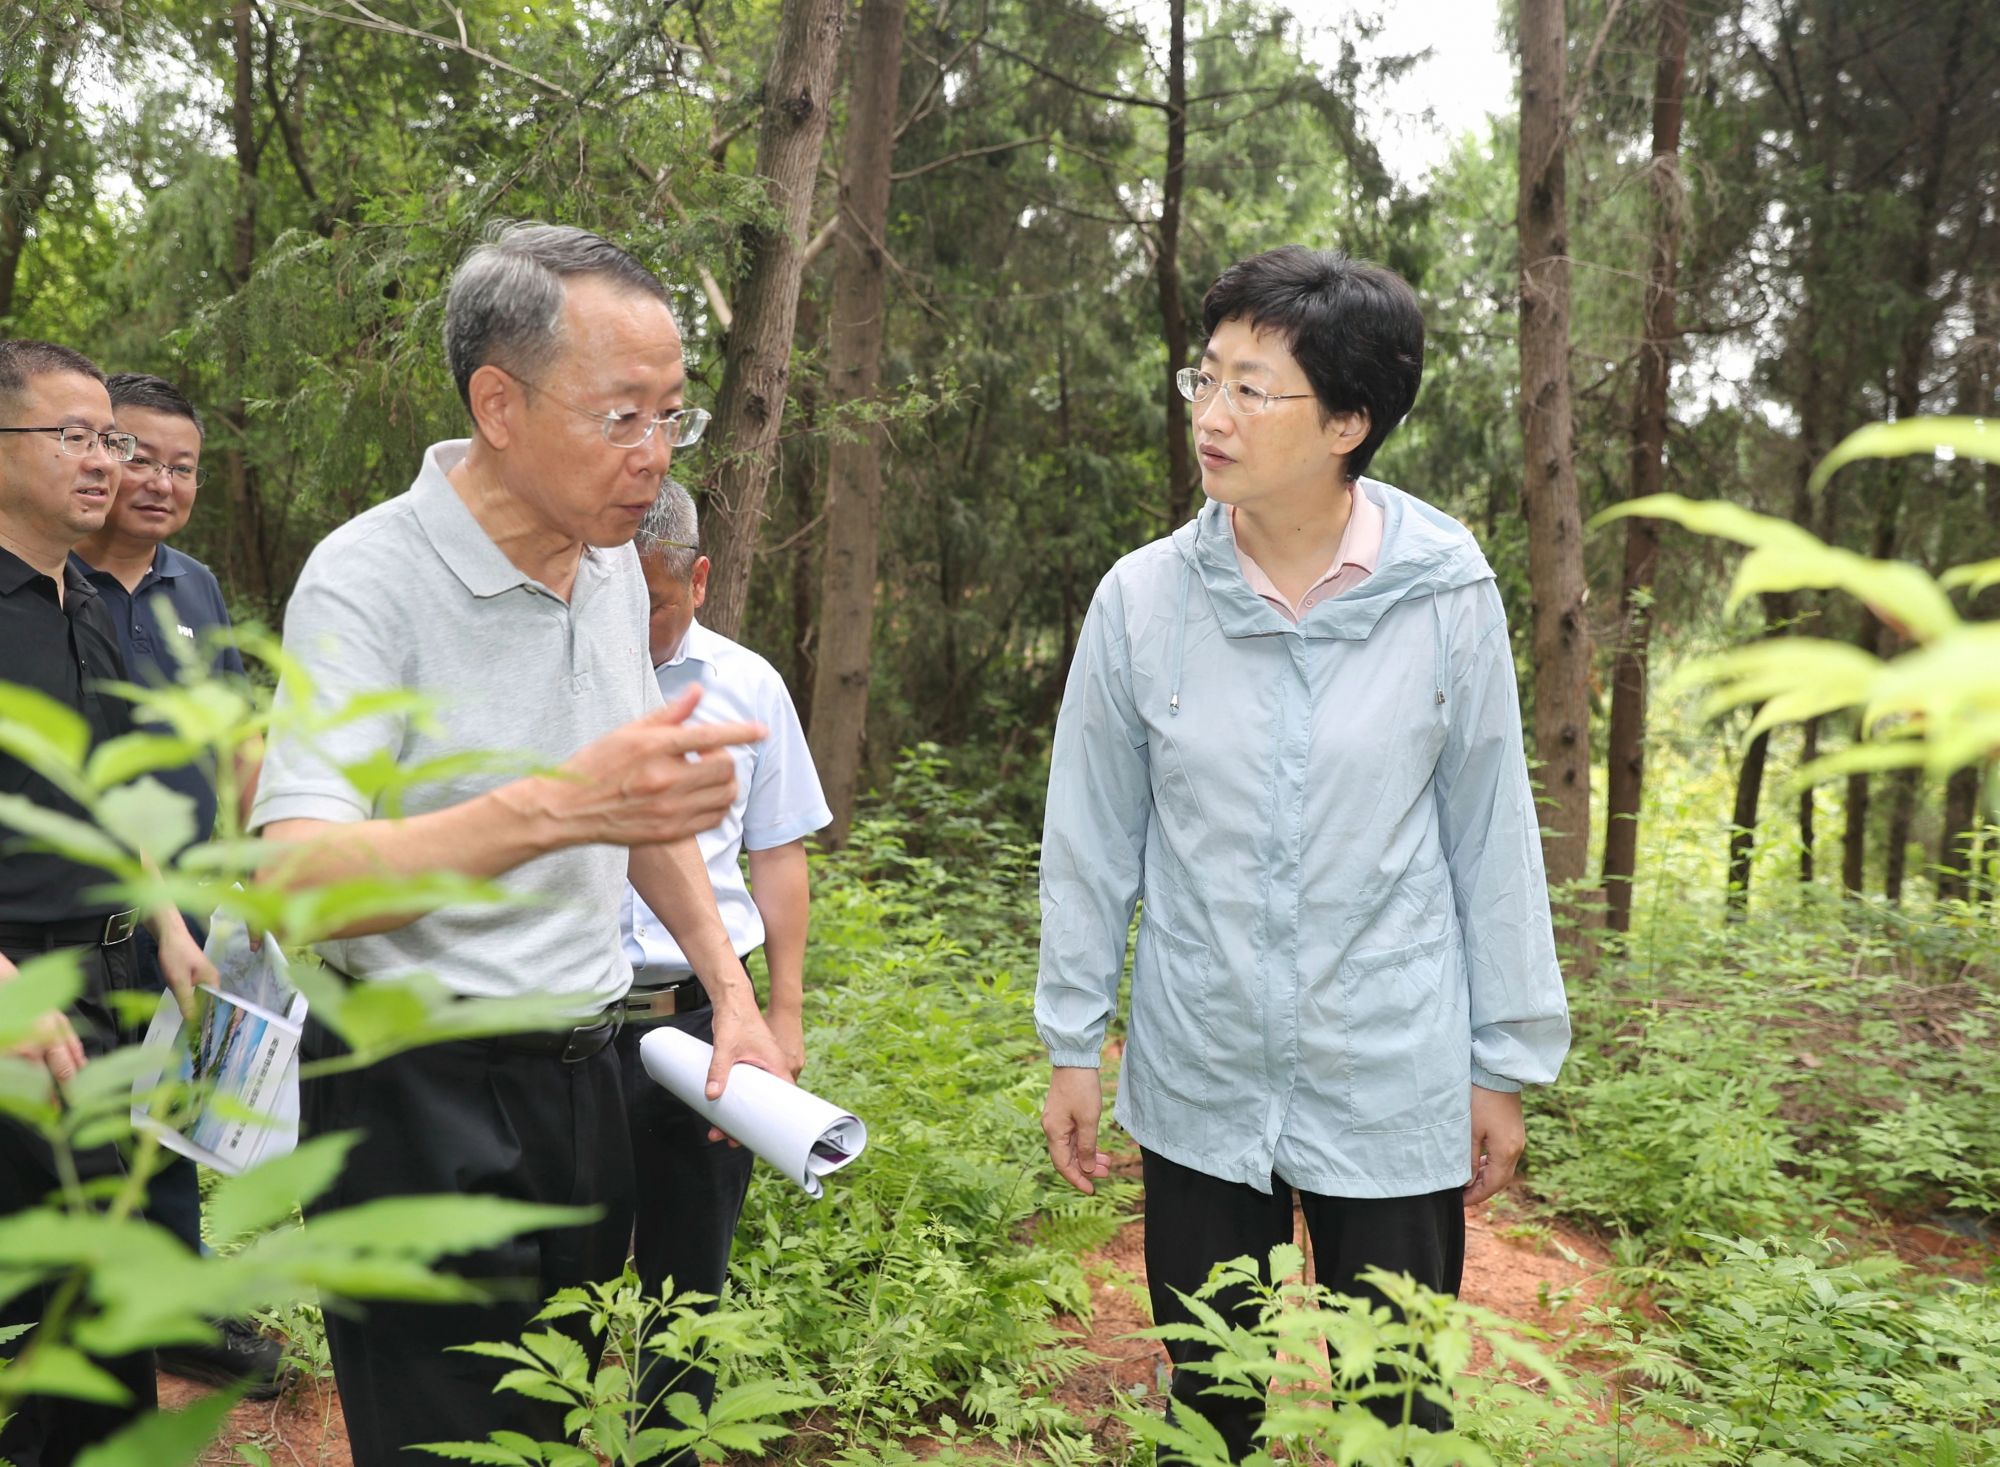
[442,222,671,407]
[635,479,701,580]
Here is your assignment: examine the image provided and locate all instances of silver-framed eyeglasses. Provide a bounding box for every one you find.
[1175,368,1314,418]
[512,375,711,449]
[127,454,207,487]
[0,425,139,461]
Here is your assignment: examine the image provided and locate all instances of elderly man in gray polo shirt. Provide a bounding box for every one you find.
[251,224,784,1463]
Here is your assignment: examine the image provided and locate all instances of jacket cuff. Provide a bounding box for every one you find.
[1470,1063,1524,1093]
[1046,1048,1103,1069]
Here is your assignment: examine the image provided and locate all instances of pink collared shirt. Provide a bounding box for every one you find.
[1231,482,1384,622]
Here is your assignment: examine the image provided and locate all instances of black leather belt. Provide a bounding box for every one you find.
[484,1010,623,1063]
[0,909,139,949]
[621,979,711,1022]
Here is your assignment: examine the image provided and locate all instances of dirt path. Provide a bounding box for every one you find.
[157,1372,352,1466]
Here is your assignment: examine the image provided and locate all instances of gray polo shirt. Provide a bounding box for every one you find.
[250,439,662,1007]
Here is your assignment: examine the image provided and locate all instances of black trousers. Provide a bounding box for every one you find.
[1142,1148,1466,1463]
[109,925,203,1256]
[299,1016,634,1466]
[615,994,754,1450]
[0,934,157,1467]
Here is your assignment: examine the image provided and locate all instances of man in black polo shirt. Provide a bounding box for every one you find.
[69,371,285,1399]
[0,339,215,1466]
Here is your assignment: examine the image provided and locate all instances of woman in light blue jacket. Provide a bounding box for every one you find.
[1037,246,1570,1457]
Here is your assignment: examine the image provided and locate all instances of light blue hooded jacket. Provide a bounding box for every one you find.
[1036,482,1570,1198]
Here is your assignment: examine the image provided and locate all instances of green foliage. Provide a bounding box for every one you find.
[1593,417,2000,787]
[427,1270,823,1465]
[1531,878,2000,1253]
[1614,1236,2000,1465]
[0,653,635,1433]
[722,752,1123,1449]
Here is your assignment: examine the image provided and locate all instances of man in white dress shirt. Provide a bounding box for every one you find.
[616,480,830,1438]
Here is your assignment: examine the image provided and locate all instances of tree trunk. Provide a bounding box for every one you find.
[1937,764,1980,902]
[1882,766,1918,905]
[1842,760,1870,895]
[1517,0,1592,889]
[699,0,847,640]
[1798,716,1819,883]
[1726,728,1770,917]
[806,0,904,846]
[1158,0,1195,527]
[1601,0,1687,935]
[1842,0,1968,902]
[0,38,67,326]
[225,0,271,608]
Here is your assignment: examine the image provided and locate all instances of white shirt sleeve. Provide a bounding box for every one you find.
[741,662,832,851]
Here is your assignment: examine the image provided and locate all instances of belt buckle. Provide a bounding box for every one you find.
[102,909,138,946]
[561,1010,622,1063]
[627,980,696,1022]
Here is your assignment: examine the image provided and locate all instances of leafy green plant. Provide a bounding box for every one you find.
[1594,415,2000,787]
[421,1270,821,1466]
[1114,1244,1691,1467]
[0,650,648,1461]
[1624,1235,2000,1465]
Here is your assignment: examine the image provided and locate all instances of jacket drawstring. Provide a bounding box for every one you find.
[1170,558,1192,715]
[1431,592,1448,707]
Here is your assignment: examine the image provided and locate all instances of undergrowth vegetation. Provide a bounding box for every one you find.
[716,747,1130,1458]
[657,741,2000,1466]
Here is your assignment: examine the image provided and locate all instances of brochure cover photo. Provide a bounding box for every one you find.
[131,920,307,1176]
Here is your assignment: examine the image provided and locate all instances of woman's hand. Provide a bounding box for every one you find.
[1463,1084,1526,1206]
[1042,1066,1113,1195]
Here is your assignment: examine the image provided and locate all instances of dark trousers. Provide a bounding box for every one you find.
[0,935,157,1467]
[615,994,755,1449]
[110,926,203,1256]
[1141,1148,1466,1463]
[299,1016,634,1467]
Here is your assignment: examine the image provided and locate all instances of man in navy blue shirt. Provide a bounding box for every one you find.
[71,372,285,1399]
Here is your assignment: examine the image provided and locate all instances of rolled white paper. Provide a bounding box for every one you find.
[638,1026,867,1199]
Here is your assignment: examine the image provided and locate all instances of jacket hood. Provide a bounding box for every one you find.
[1171,480,1494,642]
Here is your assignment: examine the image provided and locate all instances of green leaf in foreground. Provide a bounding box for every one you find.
[72,1386,244,1467]
[0,1342,132,1404]
[1807,414,2000,495]
[0,792,130,870]
[205,1132,362,1246]
[0,947,84,1047]
[1592,495,1960,643]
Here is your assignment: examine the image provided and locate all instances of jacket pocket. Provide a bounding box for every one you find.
[1342,931,1470,1135]
[1126,916,1213,1105]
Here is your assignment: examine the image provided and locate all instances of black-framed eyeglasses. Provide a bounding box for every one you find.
[510,374,711,449]
[1175,368,1315,418]
[127,454,207,488]
[0,425,140,461]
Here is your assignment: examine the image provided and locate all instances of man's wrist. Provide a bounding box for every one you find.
[492,776,577,857]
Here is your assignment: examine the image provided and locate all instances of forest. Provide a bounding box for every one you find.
[1,0,1997,1462]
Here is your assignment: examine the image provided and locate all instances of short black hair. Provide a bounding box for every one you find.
[107,372,204,436]
[0,338,105,409]
[1199,246,1425,482]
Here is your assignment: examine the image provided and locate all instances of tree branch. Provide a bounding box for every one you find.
[979,37,1165,110]
[255,4,328,229]
[891,133,1049,181]
[271,0,579,100]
